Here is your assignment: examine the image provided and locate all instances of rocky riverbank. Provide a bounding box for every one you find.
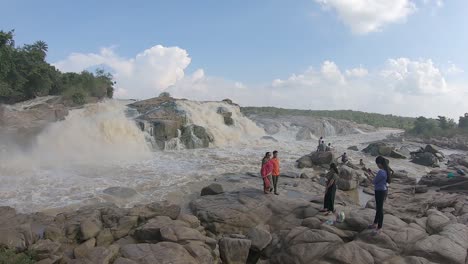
[2,150,468,264]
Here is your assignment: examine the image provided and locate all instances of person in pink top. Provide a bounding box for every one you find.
[261,152,273,194]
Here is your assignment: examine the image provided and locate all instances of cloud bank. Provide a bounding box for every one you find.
[53,45,466,119]
[315,0,445,34]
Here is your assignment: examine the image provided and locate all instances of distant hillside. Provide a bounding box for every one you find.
[241,107,415,130]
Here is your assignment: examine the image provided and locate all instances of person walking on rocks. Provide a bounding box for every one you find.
[368,156,390,235]
[320,163,339,215]
[261,152,274,194]
[271,150,280,195]
[317,137,323,151]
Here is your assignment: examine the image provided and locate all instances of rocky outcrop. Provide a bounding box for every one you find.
[412,152,439,167]
[348,146,359,151]
[180,125,214,149]
[201,183,224,196]
[297,151,334,168]
[362,142,394,156]
[217,107,234,126]
[336,165,361,191]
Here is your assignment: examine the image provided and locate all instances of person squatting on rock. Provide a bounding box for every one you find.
[337,152,349,164]
[368,156,392,235]
[271,150,280,195]
[320,163,339,215]
[261,152,274,194]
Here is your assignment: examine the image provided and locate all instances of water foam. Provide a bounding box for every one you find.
[176,101,265,146]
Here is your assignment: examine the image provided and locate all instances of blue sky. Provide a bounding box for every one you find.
[1,0,467,118]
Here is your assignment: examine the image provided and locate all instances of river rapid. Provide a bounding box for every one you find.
[0,99,451,213]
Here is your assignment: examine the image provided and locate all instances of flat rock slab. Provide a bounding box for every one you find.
[103,187,138,199]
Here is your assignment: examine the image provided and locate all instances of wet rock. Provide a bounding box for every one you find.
[201,183,224,196]
[424,144,442,156]
[121,243,198,263]
[152,120,181,149]
[419,174,468,188]
[348,146,359,151]
[246,226,272,251]
[390,150,407,159]
[411,152,439,167]
[181,124,214,149]
[300,173,310,179]
[217,107,234,126]
[219,237,251,264]
[415,185,428,194]
[102,187,137,199]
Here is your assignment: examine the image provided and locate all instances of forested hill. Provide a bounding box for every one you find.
[0,30,114,105]
[241,106,416,130]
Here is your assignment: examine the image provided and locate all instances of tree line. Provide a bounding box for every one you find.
[241,107,415,130]
[409,115,468,137]
[0,30,114,105]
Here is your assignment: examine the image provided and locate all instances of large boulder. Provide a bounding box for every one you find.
[297,151,334,168]
[181,125,214,149]
[133,216,189,243]
[121,243,198,263]
[411,152,439,167]
[337,166,360,191]
[219,237,251,264]
[246,226,272,251]
[426,209,451,234]
[152,120,181,149]
[411,235,467,264]
[217,107,234,126]
[390,150,407,159]
[201,183,224,196]
[269,227,342,263]
[348,146,359,151]
[362,142,394,156]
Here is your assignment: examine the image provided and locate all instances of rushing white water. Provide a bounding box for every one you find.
[176,101,265,146]
[0,99,446,214]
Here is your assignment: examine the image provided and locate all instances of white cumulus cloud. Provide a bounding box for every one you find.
[381,58,447,95]
[53,45,191,99]
[316,0,417,34]
[346,66,369,78]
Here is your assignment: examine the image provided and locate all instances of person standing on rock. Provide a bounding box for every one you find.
[320,163,339,215]
[271,150,280,195]
[368,156,390,235]
[261,152,274,194]
[317,137,323,151]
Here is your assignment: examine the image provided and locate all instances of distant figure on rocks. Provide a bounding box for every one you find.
[317,137,324,152]
[271,151,280,195]
[337,152,349,164]
[320,163,339,215]
[368,156,390,235]
[325,143,332,151]
[318,141,326,152]
[261,152,274,194]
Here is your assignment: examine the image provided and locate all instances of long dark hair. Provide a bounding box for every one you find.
[329,163,339,174]
[376,156,392,183]
[262,152,271,165]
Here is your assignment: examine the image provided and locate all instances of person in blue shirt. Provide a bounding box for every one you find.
[368,156,392,235]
